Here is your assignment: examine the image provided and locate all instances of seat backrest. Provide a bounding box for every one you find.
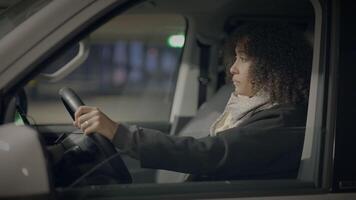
[178,84,233,138]
[156,84,233,183]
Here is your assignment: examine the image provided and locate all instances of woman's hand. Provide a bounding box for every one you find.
[73,106,118,141]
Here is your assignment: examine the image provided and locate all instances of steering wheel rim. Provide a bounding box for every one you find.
[59,87,132,184]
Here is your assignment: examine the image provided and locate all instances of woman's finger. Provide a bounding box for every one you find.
[74,106,97,122]
[80,115,100,130]
[77,111,98,127]
[83,121,99,135]
[80,118,91,131]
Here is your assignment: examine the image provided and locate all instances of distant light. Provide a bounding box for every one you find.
[167,34,185,48]
[22,168,29,176]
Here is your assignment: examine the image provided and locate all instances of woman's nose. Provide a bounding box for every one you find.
[230,62,239,75]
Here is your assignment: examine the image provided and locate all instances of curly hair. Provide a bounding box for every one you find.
[229,22,312,105]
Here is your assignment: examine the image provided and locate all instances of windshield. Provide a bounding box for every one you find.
[0,0,52,40]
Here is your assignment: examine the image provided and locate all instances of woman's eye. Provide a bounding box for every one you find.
[234,55,247,63]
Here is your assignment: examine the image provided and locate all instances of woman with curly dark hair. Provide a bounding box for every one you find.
[230,23,311,104]
[73,22,313,181]
[209,23,312,136]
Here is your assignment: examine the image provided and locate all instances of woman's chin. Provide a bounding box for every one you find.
[235,90,253,98]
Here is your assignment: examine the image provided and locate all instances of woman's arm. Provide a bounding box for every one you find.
[113,123,226,174]
[73,106,226,174]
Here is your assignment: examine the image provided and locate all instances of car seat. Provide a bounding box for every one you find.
[156,84,233,183]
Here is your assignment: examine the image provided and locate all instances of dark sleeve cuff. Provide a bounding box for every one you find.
[111,123,140,159]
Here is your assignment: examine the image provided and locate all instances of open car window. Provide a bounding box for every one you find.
[26,13,186,124]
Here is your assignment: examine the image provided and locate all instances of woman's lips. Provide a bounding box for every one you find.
[232,79,240,85]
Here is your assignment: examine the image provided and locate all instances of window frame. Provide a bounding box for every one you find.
[0,0,348,198]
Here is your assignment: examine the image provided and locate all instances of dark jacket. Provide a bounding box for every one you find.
[112,104,307,181]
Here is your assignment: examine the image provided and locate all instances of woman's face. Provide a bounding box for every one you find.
[229,48,254,97]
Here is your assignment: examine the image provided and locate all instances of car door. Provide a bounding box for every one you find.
[2,0,356,199]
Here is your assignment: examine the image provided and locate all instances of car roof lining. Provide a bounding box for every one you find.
[127,0,314,17]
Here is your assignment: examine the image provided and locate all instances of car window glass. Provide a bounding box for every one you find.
[25,14,186,124]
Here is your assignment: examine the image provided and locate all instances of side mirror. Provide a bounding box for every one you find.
[0,124,51,198]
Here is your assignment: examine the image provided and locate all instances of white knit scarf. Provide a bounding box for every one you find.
[209,91,274,136]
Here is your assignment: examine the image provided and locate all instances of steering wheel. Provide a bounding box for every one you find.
[59,87,132,184]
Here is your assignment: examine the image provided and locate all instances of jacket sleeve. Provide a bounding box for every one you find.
[111,123,226,174]
[111,105,306,178]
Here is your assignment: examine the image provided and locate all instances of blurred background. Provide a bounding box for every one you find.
[25,13,186,124]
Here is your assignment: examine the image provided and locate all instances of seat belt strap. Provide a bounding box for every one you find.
[197,40,211,108]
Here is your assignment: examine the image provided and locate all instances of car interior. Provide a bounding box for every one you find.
[2,0,323,192]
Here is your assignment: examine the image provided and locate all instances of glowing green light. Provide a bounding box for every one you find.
[14,111,24,125]
[167,34,185,48]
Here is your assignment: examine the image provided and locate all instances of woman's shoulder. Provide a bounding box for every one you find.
[238,103,308,129]
[264,103,307,116]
